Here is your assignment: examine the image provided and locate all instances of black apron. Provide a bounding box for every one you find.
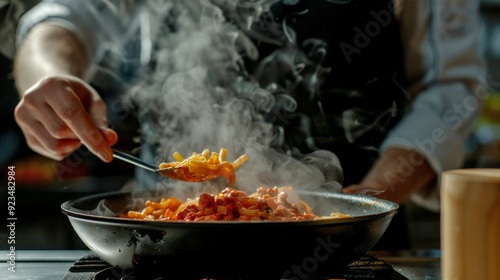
[241,0,409,186]
[242,0,411,249]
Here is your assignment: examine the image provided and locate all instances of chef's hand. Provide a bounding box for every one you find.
[343,148,436,204]
[14,75,118,162]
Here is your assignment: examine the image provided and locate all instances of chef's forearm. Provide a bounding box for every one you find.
[14,23,88,94]
[360,148,436,204]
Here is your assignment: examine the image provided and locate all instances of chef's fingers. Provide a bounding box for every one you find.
[14,100,81,160]
[342,184,359,194]
[343,184,386,197]
[15,75,116,162]
[70,79,119,151]
[28,96,80,140]
[101,128,118,146]
[21,121,82,160]
[15,82,78,140]
[44,78,114,162]
[81,82,119,148]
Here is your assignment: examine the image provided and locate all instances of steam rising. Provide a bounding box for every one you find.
[123,0,344,193]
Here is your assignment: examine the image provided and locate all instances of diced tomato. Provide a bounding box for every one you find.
[185,212,197,221]
[221,196,237,206]
[198,193,215,209]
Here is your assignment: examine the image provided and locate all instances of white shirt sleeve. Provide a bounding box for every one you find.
[0,0,33,59]
[382,0,488,211]
[15,0,144,80]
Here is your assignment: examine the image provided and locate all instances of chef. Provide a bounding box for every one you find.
[12,0,487,249]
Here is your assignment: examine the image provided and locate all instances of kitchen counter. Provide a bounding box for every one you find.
[371,249,441,280]
[0,249,441,279]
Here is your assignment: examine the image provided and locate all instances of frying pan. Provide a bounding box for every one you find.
[61,188,398,279]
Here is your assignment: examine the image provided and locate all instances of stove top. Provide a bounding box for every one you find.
[62,253,409,280]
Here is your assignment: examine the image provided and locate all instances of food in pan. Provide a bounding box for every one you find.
[158,148,248,184]
[124,186,351,221]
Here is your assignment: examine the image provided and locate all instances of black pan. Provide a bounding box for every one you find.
[61,188,398,279]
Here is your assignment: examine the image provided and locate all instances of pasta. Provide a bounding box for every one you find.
[129,147,350,221]
[158,148,248,184]
[124,186,351,221]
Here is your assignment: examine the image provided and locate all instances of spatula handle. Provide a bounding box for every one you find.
[112,149,157,172]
